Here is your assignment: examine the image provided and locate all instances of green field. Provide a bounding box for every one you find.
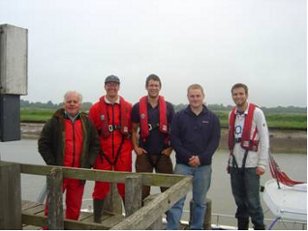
[21,108,307,130]
[20,108,55,122]
[215,111,307,130]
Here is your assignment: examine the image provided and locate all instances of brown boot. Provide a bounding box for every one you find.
[93,199,104,223]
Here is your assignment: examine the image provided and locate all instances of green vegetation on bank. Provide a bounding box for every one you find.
[21,108,54,122]
[20,106,307,130]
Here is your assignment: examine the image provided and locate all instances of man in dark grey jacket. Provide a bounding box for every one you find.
[38,90,100,221]
[166,84,220,230]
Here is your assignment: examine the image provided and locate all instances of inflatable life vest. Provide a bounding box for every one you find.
[63,118,83,168]
[228,103,259,151]
[98,96,131,138]
[139,96,168,141]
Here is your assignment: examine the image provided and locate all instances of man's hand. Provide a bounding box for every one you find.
[256,166,265,176]
[188,155,200,167]
[161,147,173,156]
[134,146,147,156]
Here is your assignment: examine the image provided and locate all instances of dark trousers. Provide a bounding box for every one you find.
[230,167,265,229]
[135,153,173,200]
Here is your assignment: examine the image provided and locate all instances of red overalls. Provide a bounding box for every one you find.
[89,96,132,200]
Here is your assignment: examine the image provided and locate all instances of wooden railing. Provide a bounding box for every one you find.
[0,161,192,229]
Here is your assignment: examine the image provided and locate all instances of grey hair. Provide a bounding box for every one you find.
[63,90,83,103]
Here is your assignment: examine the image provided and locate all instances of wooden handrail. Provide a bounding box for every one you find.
[1,161,185,187]
[0,161,193,230]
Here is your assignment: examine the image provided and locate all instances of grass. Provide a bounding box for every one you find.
[20,108,307,130]
[211,111,306,130]
[20,108,54,122]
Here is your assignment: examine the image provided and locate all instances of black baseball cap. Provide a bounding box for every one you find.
[105,75,120,84]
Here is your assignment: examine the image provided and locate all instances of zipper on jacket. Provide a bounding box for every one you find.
[72,121,76,167]
[111,104,115,166]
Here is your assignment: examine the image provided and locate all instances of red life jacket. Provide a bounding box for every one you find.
[139,96,168,140]
[63,119,83,168]
[228,103,259,151]
[98,96,131,138]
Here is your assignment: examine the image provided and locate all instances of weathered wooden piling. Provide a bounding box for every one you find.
[0,162,22,229]
[47,167,64,229]
[204,198,212,230]
[189,198,212,230]
[125,175,142,216]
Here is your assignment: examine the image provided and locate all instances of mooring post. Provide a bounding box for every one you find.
[47,167,64,229]
[124,175,142,216]
[189,198,212,230]
[104,183,123,214]
[0,162,22,229]
[203,198,212,230]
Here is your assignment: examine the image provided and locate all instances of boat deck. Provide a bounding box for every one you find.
[22,200,125,230]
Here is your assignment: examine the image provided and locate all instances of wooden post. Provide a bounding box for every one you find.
[0,162,22,229]
[144,194,163,230]
[103,183,123,214]
[203,198,212,230]
[189,198,212,230]
[125,175,142,216]
[47,167,64,229]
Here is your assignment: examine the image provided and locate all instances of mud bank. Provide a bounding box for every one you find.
[21,123,307,154]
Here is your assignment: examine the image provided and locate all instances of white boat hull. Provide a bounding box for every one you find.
[263,179,307,222]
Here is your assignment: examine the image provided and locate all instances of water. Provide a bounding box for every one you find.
[0,139,306,229]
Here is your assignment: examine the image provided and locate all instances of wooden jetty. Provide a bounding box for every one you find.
[0,160,194,230]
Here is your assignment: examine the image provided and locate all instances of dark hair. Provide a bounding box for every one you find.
[231,83,248,94]
[145,74,162,88]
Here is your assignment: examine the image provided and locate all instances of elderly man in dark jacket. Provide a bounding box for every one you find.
[38,90,100,221]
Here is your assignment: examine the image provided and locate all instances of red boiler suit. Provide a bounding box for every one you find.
[89,96,133,200]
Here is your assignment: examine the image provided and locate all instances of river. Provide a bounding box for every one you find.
[0,139,306,229]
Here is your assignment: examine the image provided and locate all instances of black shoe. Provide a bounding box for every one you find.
[238,218,249,230]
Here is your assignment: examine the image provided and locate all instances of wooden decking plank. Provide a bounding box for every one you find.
[22,225,40,230]
[81,212,116,224]
[101,214,124,227]
[79,211,93,220]
[22,200,42,211]
[23,204,45,214]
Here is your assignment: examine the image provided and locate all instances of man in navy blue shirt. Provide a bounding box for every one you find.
[131,74,175,201]
[166,84,220,230]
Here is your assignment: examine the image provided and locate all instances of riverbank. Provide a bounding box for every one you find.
[2,139,306,230]
[20,123,307,154]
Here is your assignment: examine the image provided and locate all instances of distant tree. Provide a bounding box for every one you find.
[46,100,54,108]
[19,99,306,115]
[173,103,186,112]
[82,102,93,111]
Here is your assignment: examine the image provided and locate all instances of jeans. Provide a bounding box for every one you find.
[230,167,265,228]
[166,164,212,230]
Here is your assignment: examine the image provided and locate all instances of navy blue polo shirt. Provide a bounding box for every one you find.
[131,100,175,155]
[171,105,221,166]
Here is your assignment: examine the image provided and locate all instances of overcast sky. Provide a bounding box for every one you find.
[0,0,306,107]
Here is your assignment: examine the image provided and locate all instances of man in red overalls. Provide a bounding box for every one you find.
[38,91,100,224]
[89,75,133,223]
